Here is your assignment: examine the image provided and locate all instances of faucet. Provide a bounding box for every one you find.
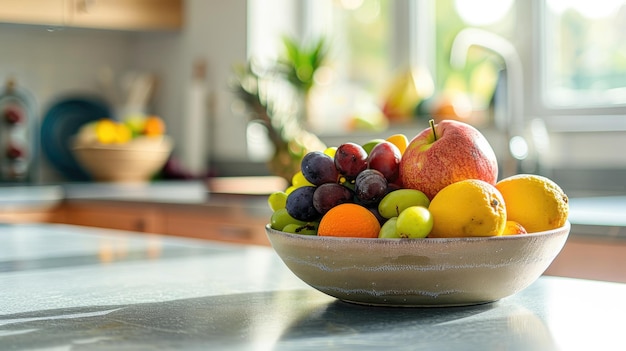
[450,28,526,178]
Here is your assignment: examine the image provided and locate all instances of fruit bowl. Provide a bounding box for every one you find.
[72,136,173,182]
[266,222,570,307]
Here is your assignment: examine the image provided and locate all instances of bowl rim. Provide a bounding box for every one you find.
[71,135,173,151]
[266,221,571,244]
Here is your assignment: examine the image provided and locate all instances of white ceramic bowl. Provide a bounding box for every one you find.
[266,222,570,307]
[72,136,173,182]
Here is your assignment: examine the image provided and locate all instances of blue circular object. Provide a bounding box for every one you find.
[40,97,112,181]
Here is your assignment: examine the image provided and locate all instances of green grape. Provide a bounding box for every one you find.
[378,217,400,238]
[285,185,297,195]
[362,138,385,154]
[323,146,337,158]
[378,189,430,219]
[283,222,318,235]
[268,191,288,211]
[270,208,306,230]
[291,171,314,188]
[395,206,433,238]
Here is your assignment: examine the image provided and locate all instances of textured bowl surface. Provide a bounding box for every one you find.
[72,136,172,182]
[266,222,570,307]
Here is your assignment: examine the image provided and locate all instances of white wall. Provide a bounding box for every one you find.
[133,0,249,173]
[0,0,250,182]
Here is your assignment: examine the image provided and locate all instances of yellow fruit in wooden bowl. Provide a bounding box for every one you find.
[72,136,172,183]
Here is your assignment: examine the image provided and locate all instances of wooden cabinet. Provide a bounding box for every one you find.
[69,0,183,31]
[55,200,271,246]
[0,0,65,26]
[544,237,626,283]
[0,0,182,31]
[59,201,165,233]
[164,206,270,246]
[0,207,64,224]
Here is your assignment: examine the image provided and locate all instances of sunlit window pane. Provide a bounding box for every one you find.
[544,0,626,107]
[318,0,393,94]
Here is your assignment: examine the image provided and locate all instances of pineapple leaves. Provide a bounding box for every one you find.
[277,36,328,94]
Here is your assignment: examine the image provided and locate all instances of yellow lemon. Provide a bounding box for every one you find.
[385,133,409,155]
[428,179,506,238]
[323,146,337,158]
[114,123,132,143]
[95,119,119,144]
[496,174,569,233]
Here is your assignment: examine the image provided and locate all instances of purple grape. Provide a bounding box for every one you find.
[286,186,321,221]
[386,182,402,193]
[301,151,339,185]
[313,183,354,215]
[335,142,368,180]
[366,206,387,226]
[355,169,388,205]
[367,141,401,183]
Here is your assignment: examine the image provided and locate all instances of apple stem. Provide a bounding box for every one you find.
[429,119,437,141]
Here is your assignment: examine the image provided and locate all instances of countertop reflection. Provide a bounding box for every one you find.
[1,223,625,350]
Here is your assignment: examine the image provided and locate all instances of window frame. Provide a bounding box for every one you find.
[253,0,626,134]
[526,0,626,132]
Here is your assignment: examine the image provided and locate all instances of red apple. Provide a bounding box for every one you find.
[400,119,498,199]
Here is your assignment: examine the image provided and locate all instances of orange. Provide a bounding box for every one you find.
[428,179,507,238]
[144,116,166,136]
[496,174,569,233]
[318,203,381,238]
[115,123,132,143]
[502,220,527,235]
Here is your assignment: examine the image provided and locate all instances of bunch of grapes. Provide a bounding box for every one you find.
[268,137,434,238]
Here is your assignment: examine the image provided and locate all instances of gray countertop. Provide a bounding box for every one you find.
[61,180,209,203]
[0,181,208,210]
[0,179,272,210]
[1,223,625,350]
[0,184,64,211]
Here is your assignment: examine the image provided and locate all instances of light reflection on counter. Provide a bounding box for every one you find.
[97,234,164,263]
[545,278,625,351]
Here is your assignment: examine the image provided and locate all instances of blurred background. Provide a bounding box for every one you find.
[1,0,625,196]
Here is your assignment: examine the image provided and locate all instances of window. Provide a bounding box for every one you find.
[311,0,394,95]
[543,0,626,107]
[301,0,399,133]
[247,0,626,134]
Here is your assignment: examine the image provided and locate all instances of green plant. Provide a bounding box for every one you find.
[232,36,329,181]
[276,36,328,96]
